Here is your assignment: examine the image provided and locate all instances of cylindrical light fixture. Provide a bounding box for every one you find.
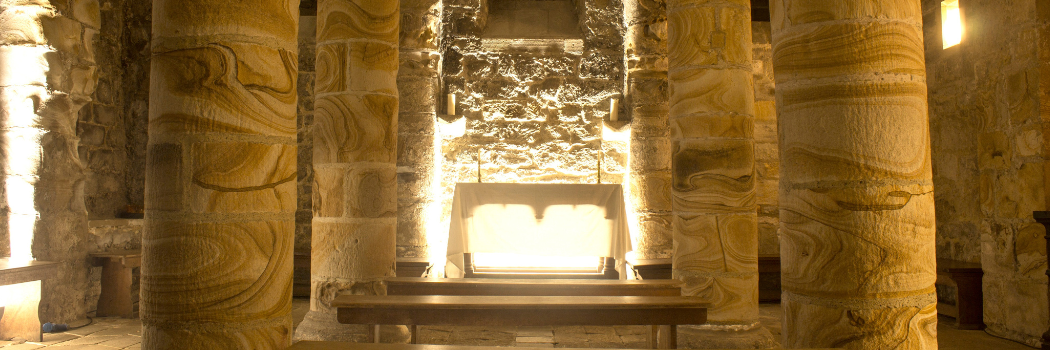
[447,93,456,115]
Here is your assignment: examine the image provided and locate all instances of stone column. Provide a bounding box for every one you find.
[0,0,99,324]
[770,1,937,348]
[667,0,759,331]
[626,0,673,259]
[143,1,299,348]
[397,0,441,261]
[295,0,400,341]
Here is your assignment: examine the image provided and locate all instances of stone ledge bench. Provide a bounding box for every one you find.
[935,258,984,330]
[89,250,141,318]
[333,295,709,349]
[0,258,58,341]
[385,277,682,296]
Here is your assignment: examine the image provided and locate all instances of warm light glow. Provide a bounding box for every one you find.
[0,47,44,263]
[474,252,599,269]
[942,0,963,49]
[0,46,47,307]
[428,115,448,277]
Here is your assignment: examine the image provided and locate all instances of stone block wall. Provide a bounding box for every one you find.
[79,0,128,219]
[297,15,317,262]
[923,0,1049,346]
[83,219,142,316]
[77,0,151,219]
[751,22,777,257]
[121,0,151,212]
[437,0,626,263]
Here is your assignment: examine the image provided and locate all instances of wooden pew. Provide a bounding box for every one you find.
[90,250,141,318]
[333,295,708,349]
[936,258,984,330]
[385,277,682,296]
[0,259,58,341]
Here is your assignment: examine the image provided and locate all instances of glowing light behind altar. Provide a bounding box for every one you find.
[942,0,963,49]
[0,46,46,306]
[474,253,598,269]
[429,98,639,276]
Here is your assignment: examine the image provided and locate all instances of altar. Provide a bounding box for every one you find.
[445,183,632,278]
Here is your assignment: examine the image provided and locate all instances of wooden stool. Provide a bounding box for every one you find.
[936,258,984,330]
[90,250,141,318]
[0,259,57,342]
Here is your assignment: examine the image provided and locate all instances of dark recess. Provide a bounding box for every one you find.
[301,0,316,16]
[752,0,770,22]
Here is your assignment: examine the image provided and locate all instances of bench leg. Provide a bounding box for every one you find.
[658,325,676,349]
[97,259,134,318]
[0,281,41,342]
[411,325,418,344]
[647,325,658,349]
[367,325,380,343]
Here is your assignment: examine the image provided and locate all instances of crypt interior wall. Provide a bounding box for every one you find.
[923,0,1050,346]
[2,0,1046,346]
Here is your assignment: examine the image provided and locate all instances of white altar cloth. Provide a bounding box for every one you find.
[445,183,632,278]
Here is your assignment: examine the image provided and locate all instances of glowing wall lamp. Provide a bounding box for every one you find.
[942,0,964,49]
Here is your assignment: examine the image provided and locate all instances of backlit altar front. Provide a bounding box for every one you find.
[445,183,632,278]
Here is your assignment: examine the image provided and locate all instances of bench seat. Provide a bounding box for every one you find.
[385,277,682,296]
[288,341,840,350]
[0,259,58,341]
[334,295,708,349]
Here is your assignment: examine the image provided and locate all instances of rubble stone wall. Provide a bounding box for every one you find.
[1,0,101,323]
[438,0,626,262]
[923,0,1050,346]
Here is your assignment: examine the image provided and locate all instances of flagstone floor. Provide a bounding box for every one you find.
[0,299,1035,349]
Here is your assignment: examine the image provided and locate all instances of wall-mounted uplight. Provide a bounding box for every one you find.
[942,0,964,49]
[447,93,457,115]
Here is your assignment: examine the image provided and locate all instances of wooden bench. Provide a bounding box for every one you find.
[90,250,141,318]
[386,277,682,296]
[935,258,984,330]
[629,257,784,302]
[333,295,708,349]
[289,342,840,350]
[0,258,58,341]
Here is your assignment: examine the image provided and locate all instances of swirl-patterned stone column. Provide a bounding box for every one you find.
[294,0,399,342]
[770,1,937,348]
[143,1,299,348]
[667,0,758,325]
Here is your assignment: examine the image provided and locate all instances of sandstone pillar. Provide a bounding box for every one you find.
[0,0,98,324]
[295,0,400,341]
[626,0,673,259]
[770,1,937,348]
[667,0,758,329]
[143,1,299,348]
[397,0,441,261]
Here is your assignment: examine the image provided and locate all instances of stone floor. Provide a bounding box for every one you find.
[0,299,1037,349]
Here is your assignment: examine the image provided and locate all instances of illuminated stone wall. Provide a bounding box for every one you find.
[438,0,626,261]
[397,0,442,259]
[0,0,100,323]
[922,0,1050,346]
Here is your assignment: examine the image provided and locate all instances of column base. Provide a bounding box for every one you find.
[294,310,409,343]
[677,323,778,349]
